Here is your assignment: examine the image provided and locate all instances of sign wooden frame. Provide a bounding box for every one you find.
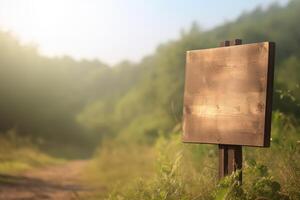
[183,39,275,181]
[182,41,275,147]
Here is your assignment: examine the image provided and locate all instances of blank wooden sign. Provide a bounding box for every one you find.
[183,42,275,147]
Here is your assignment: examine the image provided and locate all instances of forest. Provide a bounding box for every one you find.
[0,0,299,199]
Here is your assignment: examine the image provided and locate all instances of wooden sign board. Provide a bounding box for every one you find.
[182,42,275,147]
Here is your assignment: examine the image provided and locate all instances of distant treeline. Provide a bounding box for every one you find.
[0,0,299,156]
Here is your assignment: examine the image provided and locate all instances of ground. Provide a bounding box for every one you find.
[0,160,94,200]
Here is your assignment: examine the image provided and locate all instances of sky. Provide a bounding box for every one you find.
[0,0,289,65]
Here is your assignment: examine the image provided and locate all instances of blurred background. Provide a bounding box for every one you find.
[0,0,299,199]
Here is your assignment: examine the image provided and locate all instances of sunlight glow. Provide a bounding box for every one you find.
[0,0,125,62]
[0,0,289,64]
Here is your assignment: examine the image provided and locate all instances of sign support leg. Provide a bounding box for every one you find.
[218,39,243,182]
[218,144,242,182]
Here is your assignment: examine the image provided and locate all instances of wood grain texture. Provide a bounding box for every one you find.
[182,42,275,147]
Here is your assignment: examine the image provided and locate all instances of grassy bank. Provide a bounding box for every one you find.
[0,129,64,174]
[84,111,300,200]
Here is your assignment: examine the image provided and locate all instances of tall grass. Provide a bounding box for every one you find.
[83,140,156,198]
[85,111,300,200]
[0,129,64,174]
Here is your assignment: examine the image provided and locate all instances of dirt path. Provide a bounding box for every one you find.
[0,160,92,200]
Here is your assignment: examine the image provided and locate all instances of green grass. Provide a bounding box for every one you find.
[84,111,300,200]
[82,140,156,199]
[0,129,64,174]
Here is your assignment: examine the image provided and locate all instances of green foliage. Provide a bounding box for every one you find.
[243,112,300,200]
[80,0,300,146]
[214,171,244,200]
[1,0,300,154]
[83,110,300,199]
[0,30,141,156]
[106,137,194,200]
[83,141,155,199]
[215,163,289,200]
[0,1,300,199]
[103,127,298,200]
[243,162,286,200]
[68,1,300,198]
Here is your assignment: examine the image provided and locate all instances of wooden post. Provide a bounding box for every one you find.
[218,39,243,182]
